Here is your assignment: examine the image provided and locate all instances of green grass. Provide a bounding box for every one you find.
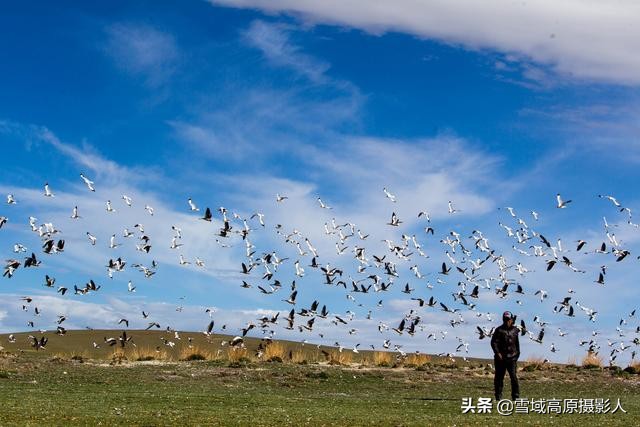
[0,331,639,426]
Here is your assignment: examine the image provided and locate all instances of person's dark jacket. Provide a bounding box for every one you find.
[490,324,520,360]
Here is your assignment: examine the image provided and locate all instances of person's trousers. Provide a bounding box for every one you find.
[494,357,519,400]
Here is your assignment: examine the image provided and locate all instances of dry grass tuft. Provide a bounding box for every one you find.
[522,356,548,372]
[226,347,250,364]
[290,349,307,364]
[328,350,353,366]
[625,360,640,374]
[373,351,393,367]
[179,345,209,361]
[129,346,165,361]
[110,349,128,364]
[582,351,603,369]
[264,342,286,362]
[405,353,431,367]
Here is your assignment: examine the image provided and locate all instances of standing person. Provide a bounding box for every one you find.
[490,311,520,401]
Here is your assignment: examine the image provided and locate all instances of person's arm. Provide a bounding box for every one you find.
[514,331,520,361]
[491,329,501,358]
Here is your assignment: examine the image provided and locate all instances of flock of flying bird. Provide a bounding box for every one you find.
[1,174,639,365]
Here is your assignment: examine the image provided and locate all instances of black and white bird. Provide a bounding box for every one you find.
[79,173,95,191]
[317,198,332,209]
[86,232,97,245]
[188,198,199,211]
[13,243,27,253]
[71,206,80,219]
[201,207,212,221]
[251,212,265,227]
[598,194,622,208]
[383,187,396,203]
[556,193,572,208]
[44,182,54,197]
[387,212,402,227]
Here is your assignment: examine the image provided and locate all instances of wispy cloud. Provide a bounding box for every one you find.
[0,120,164,186]
[519,102,640,163]
[170,20,363,163]
[243,20,330,84]
[104,23,179,87]
[211,0,640,86]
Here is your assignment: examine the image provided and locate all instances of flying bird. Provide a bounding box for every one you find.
[44,183,54,197]
[383,187,396,203]
[556,193,572,208]
[79,173,95,191]
[188,198,199,211]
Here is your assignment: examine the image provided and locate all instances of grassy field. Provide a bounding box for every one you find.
[0,330,639,426]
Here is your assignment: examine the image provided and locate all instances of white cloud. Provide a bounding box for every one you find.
[211,0,640,85]
[243,20,331,83]
[519,103,640,162]
[1,121,164,185]
[104,23,179,86]
[168,22,364,162]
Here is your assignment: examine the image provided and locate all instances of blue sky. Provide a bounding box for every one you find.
[1,1,639,364]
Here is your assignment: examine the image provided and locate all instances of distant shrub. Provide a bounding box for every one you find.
[624,361,640,375]
[0,370,9,379]
[186,353,207,361]
[608,366,624,376]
